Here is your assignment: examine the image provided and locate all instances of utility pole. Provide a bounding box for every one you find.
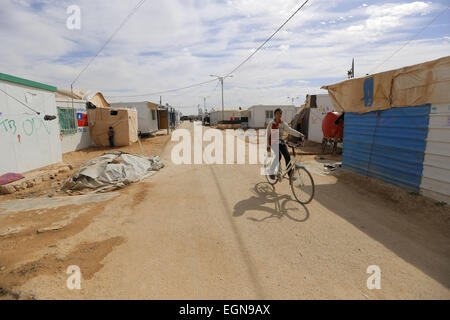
[211,75,233,124]
[166,103,170,135]
[159,96,162,132]
[348,58,355,79]
[220,77,224,123]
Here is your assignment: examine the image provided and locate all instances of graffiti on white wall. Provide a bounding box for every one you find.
[0,116,51,142]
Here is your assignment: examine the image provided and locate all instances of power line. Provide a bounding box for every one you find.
[225,0,310,77]
[369,5,449,74]
[105,79,217,98]
[0,88,40,114]
[106,0,310,99]
[206,80,221,98]
[71,0,148,87]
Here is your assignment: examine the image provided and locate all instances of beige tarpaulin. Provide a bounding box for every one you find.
[322,55,450,114]
[55,89,91,100]
[88,107,138,147]
[89,92,111,108]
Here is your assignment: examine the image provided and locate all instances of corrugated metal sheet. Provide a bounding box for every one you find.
[420,104,450,203]
[342,105,431,192]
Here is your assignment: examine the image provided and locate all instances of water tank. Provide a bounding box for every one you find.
[322,112,344,139]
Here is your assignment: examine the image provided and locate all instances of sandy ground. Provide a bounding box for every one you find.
[0,122,449,299]
[0,133,170,201]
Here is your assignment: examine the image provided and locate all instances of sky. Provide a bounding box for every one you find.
[0,0,449,115]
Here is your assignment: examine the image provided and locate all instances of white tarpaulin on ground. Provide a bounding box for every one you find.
[64,152,164,192]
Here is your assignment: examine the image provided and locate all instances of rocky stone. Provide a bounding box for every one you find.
[58,167,70,174]
[26,181,35,188]
[0,225,25,237]
[33,176,43,185]
[67,164,74,170]
[37,225,63,233]
[0,266,6,271]
[14,184,25,191]
[0,185,16,194]
[49,170,58,178]
[64,181,76,189]
[55,255,66,262]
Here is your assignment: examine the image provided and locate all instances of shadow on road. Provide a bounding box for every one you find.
[233,182,310,223]
[313,181,450,290]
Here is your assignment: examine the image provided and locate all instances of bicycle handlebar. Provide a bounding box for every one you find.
[283,135,305,148]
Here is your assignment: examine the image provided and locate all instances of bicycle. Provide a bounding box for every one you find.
[263,136,315,204]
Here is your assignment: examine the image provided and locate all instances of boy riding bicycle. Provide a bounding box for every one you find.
[266,108,305,179]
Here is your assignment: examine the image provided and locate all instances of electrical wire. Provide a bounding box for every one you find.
[369,5,449,74]
[106,0,310,99]
[206,80,221,98]
[105,79,217,98]
[0,87,40,114]
[71,0,148,87]
[225,0,310,77]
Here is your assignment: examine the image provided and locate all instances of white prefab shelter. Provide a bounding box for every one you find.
[55,89,92,153]
[0,73,62,175]
[421,103,450,203]
[110,101,159,134]
[307,94,337,143]
[247,105,298,128]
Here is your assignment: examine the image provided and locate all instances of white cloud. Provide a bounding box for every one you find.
[0,0,448,115]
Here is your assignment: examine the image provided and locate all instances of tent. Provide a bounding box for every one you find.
[89,92,111,109]
[322,55,450,114]
[322,56,450,203]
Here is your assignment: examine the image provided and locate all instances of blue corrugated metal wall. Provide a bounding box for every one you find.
[342,105,431,192]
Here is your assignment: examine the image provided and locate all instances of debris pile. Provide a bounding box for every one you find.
[0,165,73,195]
[63,152,164,193]
[324,162,342,172]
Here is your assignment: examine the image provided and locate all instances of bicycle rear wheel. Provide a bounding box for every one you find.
[290,166,315,204]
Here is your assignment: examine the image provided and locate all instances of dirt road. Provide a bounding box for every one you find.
[1,122,449,299]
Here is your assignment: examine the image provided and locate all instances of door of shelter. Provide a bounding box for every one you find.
[158,110,168,130]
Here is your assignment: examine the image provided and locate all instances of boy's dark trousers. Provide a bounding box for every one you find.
[279,143,293,175]
[270,143,293,176]
[109,137,114,148]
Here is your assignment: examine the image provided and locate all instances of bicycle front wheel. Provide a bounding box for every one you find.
[264,156,278,185]
[290,166,315,204]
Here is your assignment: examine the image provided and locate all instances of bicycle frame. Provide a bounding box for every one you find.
[265,135,315,204]
[273,137,304,182]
